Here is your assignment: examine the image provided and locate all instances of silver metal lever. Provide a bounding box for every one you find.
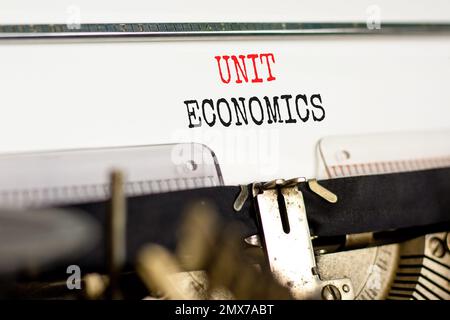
[255,183,354,300]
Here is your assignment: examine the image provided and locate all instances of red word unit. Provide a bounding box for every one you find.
[214,53,276,84]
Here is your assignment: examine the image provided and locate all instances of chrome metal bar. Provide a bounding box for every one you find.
[0,22,450,41]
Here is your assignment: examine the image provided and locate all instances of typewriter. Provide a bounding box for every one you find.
[0,1,449,300]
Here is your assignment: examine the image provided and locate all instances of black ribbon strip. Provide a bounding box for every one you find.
[64,167,450,272]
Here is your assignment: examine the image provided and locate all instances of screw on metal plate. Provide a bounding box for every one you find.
[321,284,342,300]
[429,237,446,258]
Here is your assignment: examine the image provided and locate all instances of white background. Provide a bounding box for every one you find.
[0,0,450,24]
[0,1,449,184]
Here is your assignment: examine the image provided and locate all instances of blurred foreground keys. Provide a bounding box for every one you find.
[136,201,292,300]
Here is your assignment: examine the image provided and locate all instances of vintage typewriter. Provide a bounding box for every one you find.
[0,1,449,300]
